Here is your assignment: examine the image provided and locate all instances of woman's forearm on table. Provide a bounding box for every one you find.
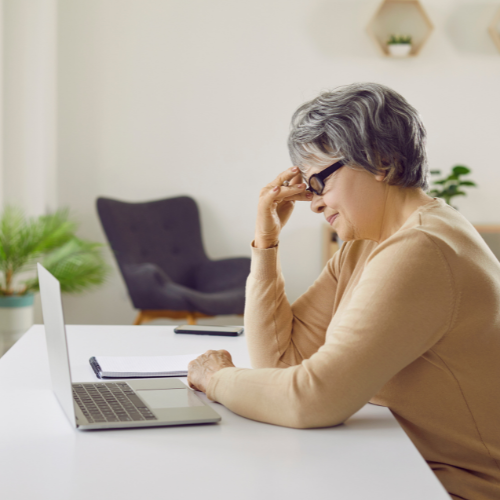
[208,232,454,429]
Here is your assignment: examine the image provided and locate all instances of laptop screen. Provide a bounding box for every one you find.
[38,264,76,427]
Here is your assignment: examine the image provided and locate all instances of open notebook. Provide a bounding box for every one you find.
[89,353,202,379]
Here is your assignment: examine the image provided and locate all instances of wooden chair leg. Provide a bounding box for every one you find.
[133,311,144,325]
[133,310,208,325]
[133,311,243,326]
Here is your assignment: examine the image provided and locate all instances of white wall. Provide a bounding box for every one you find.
[52,0,500,325]
[3,0,57,216]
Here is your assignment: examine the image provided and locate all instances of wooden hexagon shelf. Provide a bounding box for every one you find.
[488,7,500,53]
[367,0,434,57]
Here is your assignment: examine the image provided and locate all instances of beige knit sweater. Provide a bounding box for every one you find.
[206,197,500,500]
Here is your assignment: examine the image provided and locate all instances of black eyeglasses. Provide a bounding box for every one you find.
[306,160,346,196]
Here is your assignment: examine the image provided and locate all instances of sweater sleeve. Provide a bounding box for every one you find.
[243,241,341,369]
[206,229,457,429]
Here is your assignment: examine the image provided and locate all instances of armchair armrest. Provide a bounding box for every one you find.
[122,263,188,310]
[194,257,251,293]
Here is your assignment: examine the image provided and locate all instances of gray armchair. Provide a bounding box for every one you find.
[96,196,250,325]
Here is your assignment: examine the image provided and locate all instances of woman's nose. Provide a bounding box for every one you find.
[310,194,326,214]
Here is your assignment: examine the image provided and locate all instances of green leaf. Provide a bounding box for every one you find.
[0,206,110,295]
[0,207,25,264]
[427,165,476,204]
[452,165,470,176]
[387,34,412,45]
[0,207,77,277]
[24,238,110,294]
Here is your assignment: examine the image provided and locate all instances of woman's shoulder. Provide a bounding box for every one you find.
[403,198,493,259]
[333,197,499,275]
[374,198,499,274]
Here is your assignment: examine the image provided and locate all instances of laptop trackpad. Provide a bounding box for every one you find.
[137,389,205,409]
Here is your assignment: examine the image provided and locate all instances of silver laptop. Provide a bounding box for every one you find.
[37,263,221,430]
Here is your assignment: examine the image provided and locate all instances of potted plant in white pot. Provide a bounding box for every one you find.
[0,207,109,354]
[387,34,412,57]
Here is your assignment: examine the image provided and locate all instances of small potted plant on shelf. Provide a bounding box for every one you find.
[427,165,477,209]
[387,34,412,57]
[0,207,110,354]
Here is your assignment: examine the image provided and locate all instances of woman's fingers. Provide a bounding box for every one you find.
[255,166,309,249]
[268,185,308,206]
[187,349,236,394]
[187,380,199,391]
[267,183,307,201]
[267,166,303,189]
[260,167,308,208]
[282,191,313,202]
[259,186,301,212]
[220,349,232,360]
[288,170,306,186]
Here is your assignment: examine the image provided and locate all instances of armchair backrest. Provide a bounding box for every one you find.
[96,196,209,289]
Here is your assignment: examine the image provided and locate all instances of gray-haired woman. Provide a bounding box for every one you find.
[188,83,500,500]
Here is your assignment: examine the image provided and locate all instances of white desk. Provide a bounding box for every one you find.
[0,325,449,500]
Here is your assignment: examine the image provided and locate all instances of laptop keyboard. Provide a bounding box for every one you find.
[72,382,157,424]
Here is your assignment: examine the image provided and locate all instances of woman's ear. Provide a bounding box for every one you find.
[374,154,390,182]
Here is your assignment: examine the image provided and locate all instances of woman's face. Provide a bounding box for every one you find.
[306,164,386,242]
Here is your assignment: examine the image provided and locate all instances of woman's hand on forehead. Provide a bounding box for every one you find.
[253,166,312,249]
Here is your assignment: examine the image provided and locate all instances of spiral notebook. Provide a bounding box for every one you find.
[89,353,202,379]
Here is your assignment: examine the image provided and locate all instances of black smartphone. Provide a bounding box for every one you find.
[174,325,244,337]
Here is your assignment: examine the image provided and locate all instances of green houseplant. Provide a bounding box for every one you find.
[428,165,477,209]
[387,34,412,57]
[0,207,109,353]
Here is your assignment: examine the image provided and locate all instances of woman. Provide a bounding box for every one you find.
[187,83,500,500]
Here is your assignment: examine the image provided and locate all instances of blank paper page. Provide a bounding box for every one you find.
[95,353,202,375]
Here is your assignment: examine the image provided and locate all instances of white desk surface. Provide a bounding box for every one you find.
[0,325,449,500]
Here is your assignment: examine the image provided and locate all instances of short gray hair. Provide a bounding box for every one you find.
[287,83,429,190]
